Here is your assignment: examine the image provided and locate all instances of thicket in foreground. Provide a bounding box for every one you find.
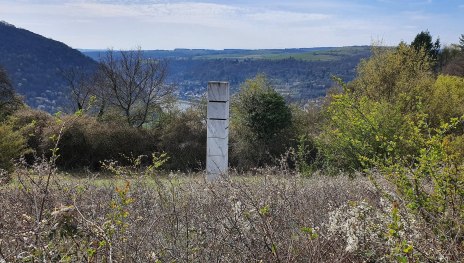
[317,34,464,261]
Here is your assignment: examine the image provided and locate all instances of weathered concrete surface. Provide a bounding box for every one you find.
[206,81,229,180]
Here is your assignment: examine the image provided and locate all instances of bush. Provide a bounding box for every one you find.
[366,118,464,261]
[0,121,27,172]
[319,43,436,171]
[42,115,157,169]
[8,108,53,159]
[154,105,207,171]
[318,84,425,171]
[1,163,378,262]
[429,75,464,125]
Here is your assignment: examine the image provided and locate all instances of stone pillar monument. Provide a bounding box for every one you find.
[206,81,229,181]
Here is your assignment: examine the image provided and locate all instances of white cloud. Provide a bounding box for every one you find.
[401,11,431,21]
[247,11,331,23]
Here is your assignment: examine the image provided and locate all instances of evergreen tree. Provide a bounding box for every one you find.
[231,75,293,168]
[411,30,441,61]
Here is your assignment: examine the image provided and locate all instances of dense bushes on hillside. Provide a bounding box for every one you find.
[318,42,464,172]
[313,34,464,261]
[318,44,436,171]
[42,115,158,169]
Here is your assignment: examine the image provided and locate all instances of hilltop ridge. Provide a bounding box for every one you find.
[0,21,98,112]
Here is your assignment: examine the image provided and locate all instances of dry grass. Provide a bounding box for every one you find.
[0,163,382,262]
[1,165,462,262]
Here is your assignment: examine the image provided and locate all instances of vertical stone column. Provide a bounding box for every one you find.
[206,81,229,181]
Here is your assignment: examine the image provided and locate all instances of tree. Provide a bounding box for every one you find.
[411,30,440,61]
[0,122,27,172]
[459,34,464,52]
[97,48,174,127]
[349,43,435,111]
[61,66,94,111]
[155,105,207,171]
[438,45,461,71]
[319,43,436,171]
[442,54,464,77]
[439,34,464,76]
[0,65,22,121]
[231,75,293,168]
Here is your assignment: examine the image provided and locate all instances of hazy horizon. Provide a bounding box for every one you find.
[0,0,463,50]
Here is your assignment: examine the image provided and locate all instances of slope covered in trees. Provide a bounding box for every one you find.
[0,21,98,112]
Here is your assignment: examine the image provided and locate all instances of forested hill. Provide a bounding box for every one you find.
[83,47,371,102]
[0,21,98,112]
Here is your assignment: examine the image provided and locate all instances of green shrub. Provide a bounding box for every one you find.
[0,122,27,172]
[230,75,293,169]
[8,108,53,159]
[367,118,464,259]
[319,43,435,171]
[429,75,464,125]
[318,85,425,171]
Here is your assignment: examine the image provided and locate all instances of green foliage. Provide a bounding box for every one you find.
[459,34,464,52]
[369,118,464,256]
[8,108,53,161]
[235,75,292,141]
[411,30,441,61]
[350,43,435,109]
[319,43,436,171]
[429,75,464,124]
[231,75,293,169]
[319,40,464,258]
[319,82,425,171]
[0,121,27,172]
[384,204,416,262]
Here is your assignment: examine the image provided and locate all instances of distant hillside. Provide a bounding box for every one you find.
[82,47,335,61]
[83,46,371,102]
[0,21,98,112]
[0,20,371,112]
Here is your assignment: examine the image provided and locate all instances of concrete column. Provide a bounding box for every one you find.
[206,81,229,180]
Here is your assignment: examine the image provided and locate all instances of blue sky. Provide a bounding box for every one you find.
[0,0,462,49]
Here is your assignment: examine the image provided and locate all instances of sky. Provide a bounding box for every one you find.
[0,0,462,50]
